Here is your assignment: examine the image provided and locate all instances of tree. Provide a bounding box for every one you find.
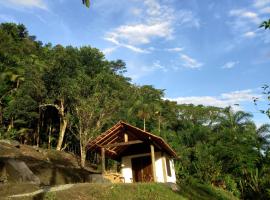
[82,0,90,8]
[254,84,270,119]
[74,72,124,167]
[129,85,163,131]
[260,19,270,29]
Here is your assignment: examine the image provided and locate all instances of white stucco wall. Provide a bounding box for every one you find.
[155,152,165,182]
[120,152,176,183]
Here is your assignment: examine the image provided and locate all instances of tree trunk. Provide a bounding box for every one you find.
[56,99,67,151]
[143,117,146,131]
[7,117,14,132]
[56,117,67,150]
[80,141,86,168]
[48,122,52,149]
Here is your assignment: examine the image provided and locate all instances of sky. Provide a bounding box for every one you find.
[0,0,269,126]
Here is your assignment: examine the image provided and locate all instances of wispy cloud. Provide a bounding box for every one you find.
[126,60,169,80]
[104,0,175,53]
[152,60,168,72]
[168,89,261,110]
[221,61,239,69]
[243,31,256,38]
[180,54,203,69]
[228,1,270,43]
[165,47,183,52]
[229,9,261,24]
[102,47,118,56]
[0,0,48,10]
[254,0,270,8]
[104,0,199,53]
[104,37,149,53]
[105,23,172,46]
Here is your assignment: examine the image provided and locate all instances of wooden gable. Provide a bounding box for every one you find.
[86,121,177,161]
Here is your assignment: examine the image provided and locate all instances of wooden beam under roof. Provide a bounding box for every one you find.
[102,140,144,148]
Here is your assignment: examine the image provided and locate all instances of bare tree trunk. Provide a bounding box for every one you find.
[80,141,86,168]
[143,117,146,131]
[7,117,14,132]
[56,117,67,150]
[48,122,52,149]
[78,119,86,168]
[56,99,67,151]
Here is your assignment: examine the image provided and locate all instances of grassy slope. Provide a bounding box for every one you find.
[0,142,238,200]
[22,183,237,200]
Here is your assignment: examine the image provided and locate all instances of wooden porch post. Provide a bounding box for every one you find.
[150,144,157,182]
[124,133,128,142]
[101,147,105,174]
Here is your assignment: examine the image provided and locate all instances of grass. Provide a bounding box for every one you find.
[0,142,239,200]
[0,182,236,200]
[178,181,239,200]
[1,182,238,200]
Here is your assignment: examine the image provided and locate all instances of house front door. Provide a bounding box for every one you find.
[131,156,153,182]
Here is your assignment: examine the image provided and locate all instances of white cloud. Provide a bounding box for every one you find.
[176,10,200,28]
[221,61,239,69]
[254,0,270,8]
[106,22,172,46]
[104,0,199,53]
[243,31,256,38]
[0,0,47,10]
[165,47,183,52]
[130,8,142,16]
[126,60,170,81]
[259,6,270,13]
[104,0,175,53]
[102,47,118,55]
[153,60,168,72]
[228,2,270,43]
[180,54,203,69]
[104,37,149,53]
[229,9,261,24]
[168,89,261,110]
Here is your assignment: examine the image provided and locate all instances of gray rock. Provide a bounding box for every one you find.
[165,182,180,192]
[0,139,20,147]
[89,174,111,183]
[5,158,40,184]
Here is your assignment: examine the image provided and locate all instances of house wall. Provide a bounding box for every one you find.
[166,156,177,183]
[120,152,176,183]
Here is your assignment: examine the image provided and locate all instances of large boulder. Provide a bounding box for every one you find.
[4,158,40,184]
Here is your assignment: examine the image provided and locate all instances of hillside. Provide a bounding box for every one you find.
[2,182,238,200]
[0,140,238,200]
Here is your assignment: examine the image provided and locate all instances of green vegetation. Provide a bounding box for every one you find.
[0,23,270,199]
[31,182,237,200]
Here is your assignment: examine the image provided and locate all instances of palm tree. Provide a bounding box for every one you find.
[216,106,253,133]
[256,124,270,152]
[82,0,90,7]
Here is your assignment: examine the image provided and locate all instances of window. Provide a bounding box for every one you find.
[166,158,171,177]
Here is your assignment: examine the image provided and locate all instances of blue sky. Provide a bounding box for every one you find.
[0,0,269,126]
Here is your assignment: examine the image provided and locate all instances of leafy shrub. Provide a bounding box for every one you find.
[224,175,240,197]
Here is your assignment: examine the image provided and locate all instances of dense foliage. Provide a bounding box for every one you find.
[0,23,270,199]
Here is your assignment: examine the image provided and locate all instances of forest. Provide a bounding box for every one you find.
[0,23,270,199]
